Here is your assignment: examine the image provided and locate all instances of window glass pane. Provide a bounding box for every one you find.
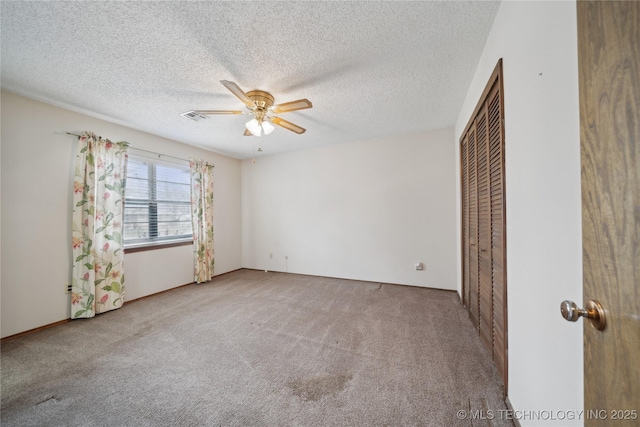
[123,153,193,247]
[125,177,150,200]
[156,164,190,185]
[127,160,149,179]
[125,159,150,199]
[124,221,149,241]
[156,182,190,202]
[123,205,149,223]
[157,203,191,222]
[157,221,192,238]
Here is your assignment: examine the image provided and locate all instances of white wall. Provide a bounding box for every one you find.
[455,1,583,425]
[242,128,457,289]
[1,91,242,338]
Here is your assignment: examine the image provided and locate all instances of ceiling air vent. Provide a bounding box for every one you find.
[180,111,209,121]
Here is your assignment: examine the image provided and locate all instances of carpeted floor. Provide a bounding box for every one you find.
[1,269,511,426]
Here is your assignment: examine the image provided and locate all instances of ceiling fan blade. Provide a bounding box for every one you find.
[193,110,245,115]
[220,80,254,108]
[244,128,253,136]
[271,99,313,114]
[271,117,306,134]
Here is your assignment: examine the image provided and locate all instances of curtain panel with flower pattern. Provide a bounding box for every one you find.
[71,132,129,318]
[190,159,214,283]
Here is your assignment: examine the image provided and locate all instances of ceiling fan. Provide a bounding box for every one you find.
[190,80,312,137]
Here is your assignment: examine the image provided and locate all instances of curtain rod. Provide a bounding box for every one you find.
[66,132,213,167]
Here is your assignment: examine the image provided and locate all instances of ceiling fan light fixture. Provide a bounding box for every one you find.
[246,118,262,137]
[195,81,310,136]
[262,120,275,135]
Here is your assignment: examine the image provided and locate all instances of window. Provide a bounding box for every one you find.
[124,153,192,249]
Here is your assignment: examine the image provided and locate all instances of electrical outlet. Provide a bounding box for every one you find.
[285,255,288,260]
[269,253,273,259]
[65,284,72,294]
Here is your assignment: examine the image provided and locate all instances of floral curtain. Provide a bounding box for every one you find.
[190,159,214,283]
[71,131,129,318]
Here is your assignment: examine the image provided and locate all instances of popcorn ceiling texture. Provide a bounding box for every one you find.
[1,1,499,159]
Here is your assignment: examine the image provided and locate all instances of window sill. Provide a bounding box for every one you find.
[124,239,193,254]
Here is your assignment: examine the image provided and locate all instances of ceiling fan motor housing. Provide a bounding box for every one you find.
[246,90,275,110]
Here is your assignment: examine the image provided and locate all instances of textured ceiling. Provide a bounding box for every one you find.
[1,1,499,159]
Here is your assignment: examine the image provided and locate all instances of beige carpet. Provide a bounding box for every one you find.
[1,269,511,426]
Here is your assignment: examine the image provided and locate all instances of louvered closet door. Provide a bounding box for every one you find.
[459,59,507,391]
[467,126,479,328]
[476,106,493,350]
[487,82,506,380]
[461,137,470,308]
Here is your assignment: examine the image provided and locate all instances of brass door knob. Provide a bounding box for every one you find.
[560,300,606,331]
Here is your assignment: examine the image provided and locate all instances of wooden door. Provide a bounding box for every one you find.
[461,136,470,309]
[577,1,640,424]
[487,82,506,384]
[460,60,507,390]
[468,126,480,327]
[477,104,493,350]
